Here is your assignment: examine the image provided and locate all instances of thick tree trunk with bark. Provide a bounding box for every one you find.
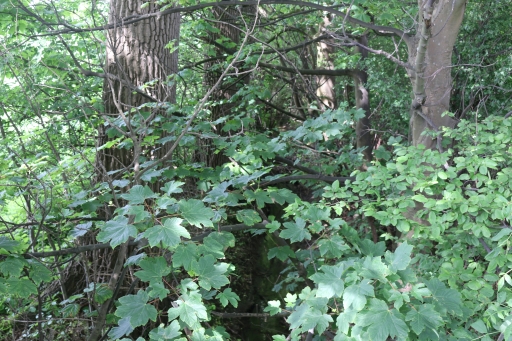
[408,0,466,149]
[88,1,180,340]
[95,0,180,181]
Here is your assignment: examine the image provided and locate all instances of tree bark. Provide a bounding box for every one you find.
[409,0,466,149]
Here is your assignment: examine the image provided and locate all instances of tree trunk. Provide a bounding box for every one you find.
[316,15,337,110]
[409,0,466,148]
[88,1,180,340]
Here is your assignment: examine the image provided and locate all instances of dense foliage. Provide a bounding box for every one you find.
[0,0,511,340]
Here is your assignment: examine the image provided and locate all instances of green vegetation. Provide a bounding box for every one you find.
[0,0,511,340]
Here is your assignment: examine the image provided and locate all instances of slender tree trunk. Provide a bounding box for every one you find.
[354,35,373,164]
[316,15,337,110]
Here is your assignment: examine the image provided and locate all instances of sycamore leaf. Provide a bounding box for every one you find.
[216,288,240,308]
[97,217,137,248]
[0,236,20,252]
[318,235,349,258]
[235,209,262,226]
[115,290,158,327]
[6,278,37,297]
[264,300,282,315]
[149,320,182,340]
[358,299,409,341]
[191,255,229,290]
[267,188,297,204]
[361,256,390,280]
[425,278,462,316]
[389,242,413,272]
[280,218,311,242]
[144,218,190,248]
[120,185,157,204]
[0,256,27,277]
[343,280,374,312]
[310,264,345,298]
[168,291,208,330]
[179,199,214,228]
[135,256,171,286]
[173,243,198,271]
[405,304,443,335]
[117,205,150,223]
[268,246,296,261]
[244,189,273,208]
[148,282,170,301]
[161,181,185,195]
[301,308,333,334]
[108,317,133,340]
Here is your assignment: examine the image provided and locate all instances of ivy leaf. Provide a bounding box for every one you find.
[425,278,462,316]
[191,255,229,290]
[179,199,214,228]
[388,242,413,272]
[168,290,208,330]
[405,304,443,335]
[120,185,157,204]
[343,280,374,312]
[280,218,311,242]
[0,256,27,277]
[310,265,345,298]
[97,217,137,248]
[173,243,198,271]
[358,299,409,341]
[144,217,190,248]
[115,290,158,327]
[149,320,182,340]
[0,236,20,251]
[108,317,133,340]
[216,288,240,308]
[135,256,171,286]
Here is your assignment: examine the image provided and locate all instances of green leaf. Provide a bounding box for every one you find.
[115,290,158,327]
[149,320,182,340]
[0,236,20,252]
[120,185,157,204]
[358,299,409,341]
[0,256,27,277]
[108,317,134,340]
[97,217,137,248]
[264,300,282,316]
[318,235,349,258]
[280,218,311,242]
[173,243,198,271]
[191,255,229,290]
[179,199,214,228]
[161,181,185,195]
[361,256,390,281]
[268,246,296,261]
[388,242,413,272]
[147,282,170,300]
[144,217,190,248]
[310,264,345,298]
[343,280,374,312]
[6,278,37,297]
[405,304,443,335]
[235,209,262,226]
[168,290,208,329]
[135,256,171,286]
[425,278,462,316]
[244,189,273,208]
[60,303,81,318]
[216,288,240,308]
